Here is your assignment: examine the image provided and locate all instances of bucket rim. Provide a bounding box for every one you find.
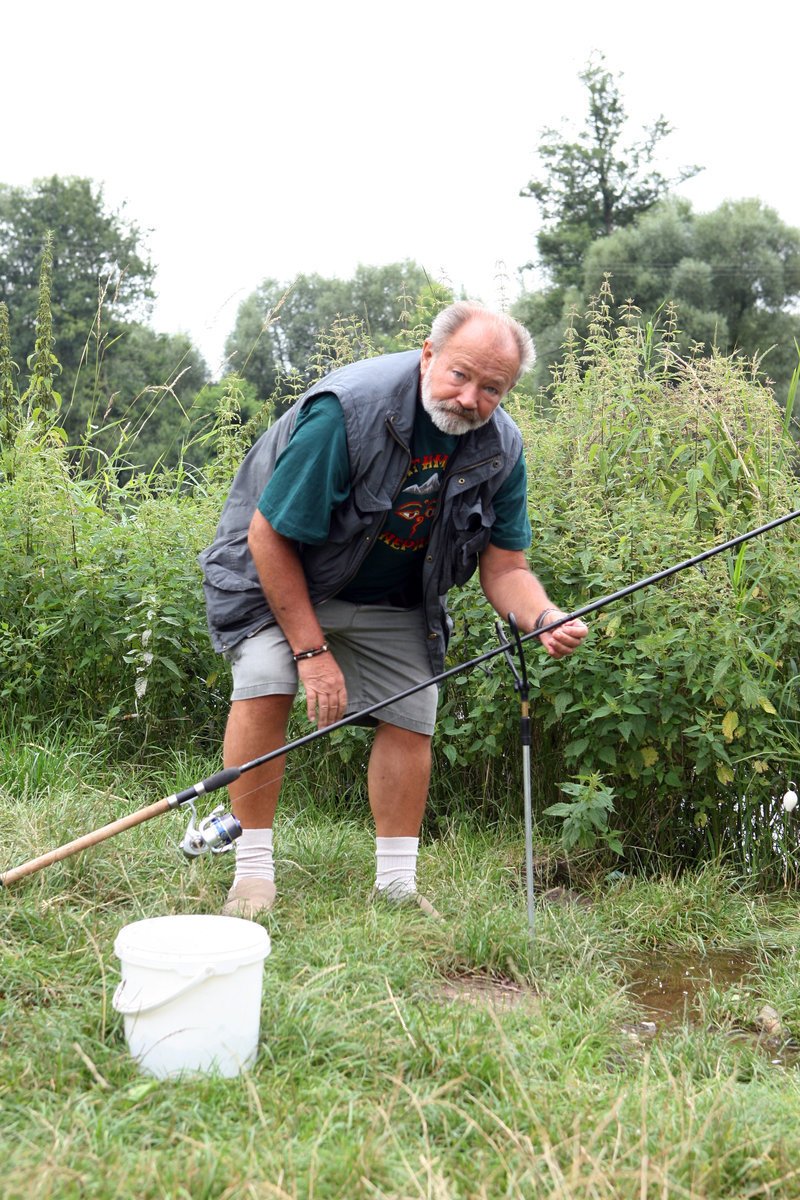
[114,914,270,970]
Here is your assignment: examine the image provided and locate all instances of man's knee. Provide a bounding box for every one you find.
[227,694,294,735]
[233,693,293,712]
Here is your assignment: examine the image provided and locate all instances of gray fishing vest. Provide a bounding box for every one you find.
[199,349,523,673]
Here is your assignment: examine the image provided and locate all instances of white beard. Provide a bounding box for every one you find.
[420,373,492,436]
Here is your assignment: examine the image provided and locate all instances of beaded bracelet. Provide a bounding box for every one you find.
[292,643,330,662]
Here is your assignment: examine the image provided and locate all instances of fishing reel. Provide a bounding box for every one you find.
[179,801,242,858]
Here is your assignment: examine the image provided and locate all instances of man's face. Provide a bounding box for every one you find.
[419,318,520,436]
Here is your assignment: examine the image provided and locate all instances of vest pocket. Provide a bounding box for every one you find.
[448,501,495,586]
[200,536,263,592]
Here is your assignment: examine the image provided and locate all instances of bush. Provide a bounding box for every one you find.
[508,290,800,870]
[0,419,228,740]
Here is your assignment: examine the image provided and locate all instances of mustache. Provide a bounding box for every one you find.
[437,402,479,422]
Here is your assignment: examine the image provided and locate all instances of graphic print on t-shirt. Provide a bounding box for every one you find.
[337,406,459,605]
[379,455,449,551]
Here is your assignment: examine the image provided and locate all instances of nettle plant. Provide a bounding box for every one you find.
[510,288,800,866]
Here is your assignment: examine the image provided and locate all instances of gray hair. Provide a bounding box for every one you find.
[428,301,535,386]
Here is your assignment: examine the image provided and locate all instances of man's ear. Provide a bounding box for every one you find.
[420,339,434,375]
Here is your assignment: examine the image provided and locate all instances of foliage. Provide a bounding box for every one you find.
[224,262,434,414]
[0,418,226,741]
[516,55,699,389]
[0,175,208,459]
[3,249,800,881]
[578,198,800,400]
[0,176,154,394]
[520,54,699,289]
[0,300,19,443]
[544,773,624,855]
[75,321,210,475]
[20,231,62,423]
[516,287,800,872]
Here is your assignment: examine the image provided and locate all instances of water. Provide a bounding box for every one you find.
[626,950,754,1026]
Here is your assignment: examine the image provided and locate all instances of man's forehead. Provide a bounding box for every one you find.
[441,319,520,375]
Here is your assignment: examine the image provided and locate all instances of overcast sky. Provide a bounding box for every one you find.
[4,0,797,376]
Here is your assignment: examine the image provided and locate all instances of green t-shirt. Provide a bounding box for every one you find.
[257,394,531,605]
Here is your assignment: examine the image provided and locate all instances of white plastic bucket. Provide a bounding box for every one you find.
[113,914,271,1079]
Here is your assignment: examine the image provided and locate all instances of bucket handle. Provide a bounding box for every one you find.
[113,966,216,1016]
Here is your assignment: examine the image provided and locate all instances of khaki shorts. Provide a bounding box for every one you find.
[224,599,439,736]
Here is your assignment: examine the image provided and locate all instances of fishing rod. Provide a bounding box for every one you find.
[2,506,799,889]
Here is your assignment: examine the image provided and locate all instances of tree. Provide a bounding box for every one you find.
[580,197,800,394]
[516,56,700,387]
[520,55,700,288]
[0,176,155,369]
[0,176,210,465]
[224,262,431,414]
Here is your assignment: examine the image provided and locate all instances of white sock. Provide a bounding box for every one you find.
[233,827,274,884]
[375,836,419,898]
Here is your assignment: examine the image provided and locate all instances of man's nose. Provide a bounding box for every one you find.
[456,384,479,410]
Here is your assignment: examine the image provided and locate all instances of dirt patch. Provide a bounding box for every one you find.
[437,973,539,1010]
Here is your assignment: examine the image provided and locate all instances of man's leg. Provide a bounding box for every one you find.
[367,722,432,836]
[223,694,294,827]
[221,693,293,916]
[368,722,439,913]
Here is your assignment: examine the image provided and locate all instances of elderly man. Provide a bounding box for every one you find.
[200,301,587,917]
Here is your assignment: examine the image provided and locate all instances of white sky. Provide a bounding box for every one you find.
[4,0,798,377]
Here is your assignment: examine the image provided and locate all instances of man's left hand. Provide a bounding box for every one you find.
[537,611,589,659]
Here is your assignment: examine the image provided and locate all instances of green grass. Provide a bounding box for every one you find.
[4,737,800,1198]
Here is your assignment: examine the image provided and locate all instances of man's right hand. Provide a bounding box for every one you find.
[297,651,347,728]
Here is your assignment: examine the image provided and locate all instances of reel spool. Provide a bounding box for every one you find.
[180,803,242,858]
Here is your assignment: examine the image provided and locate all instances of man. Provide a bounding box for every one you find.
[200,302,588,918]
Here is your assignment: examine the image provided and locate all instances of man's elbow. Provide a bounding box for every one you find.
[248,509,275,557]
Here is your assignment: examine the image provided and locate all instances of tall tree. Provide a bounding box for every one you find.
[520,55,700,289]
[516,57,700,387]
[0,176,208,462]
[0,176,155,366]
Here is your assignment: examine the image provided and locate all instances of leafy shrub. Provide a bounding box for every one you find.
[0,419,228,739]
[509,289,800,869]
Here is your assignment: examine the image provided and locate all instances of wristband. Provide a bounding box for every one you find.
[292,643,329,662]
[533,608,557,633]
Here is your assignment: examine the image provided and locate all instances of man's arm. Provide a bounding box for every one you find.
[248,510,347,727]
[478,543,588,659]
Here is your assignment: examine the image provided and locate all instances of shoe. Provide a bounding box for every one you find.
[222,878,276,918]
[369,886,442,921]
